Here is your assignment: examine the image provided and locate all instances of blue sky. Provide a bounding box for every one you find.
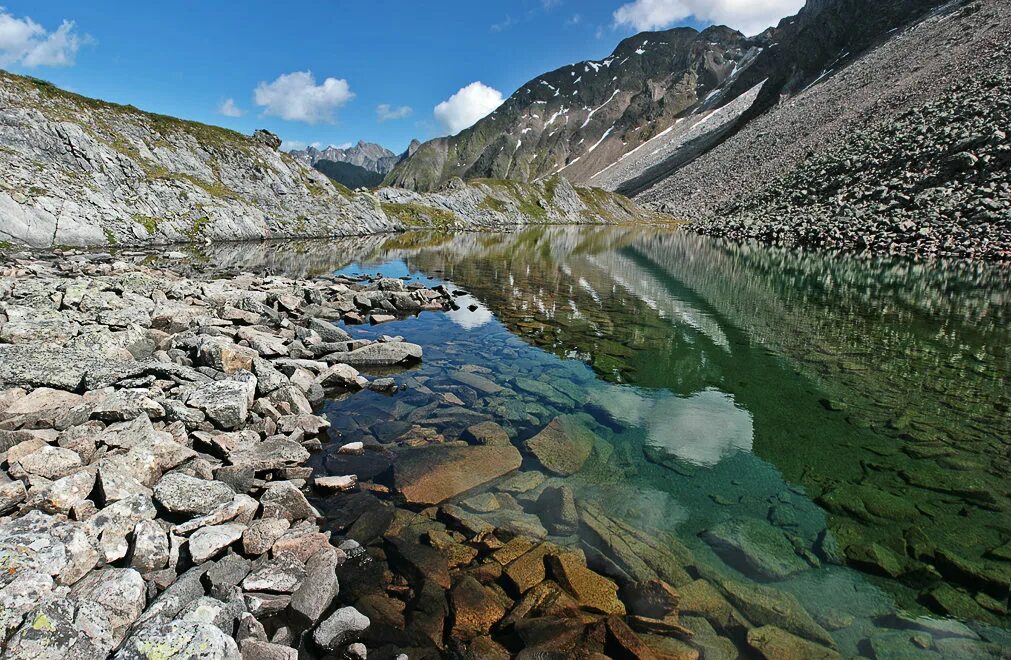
[0,1,802,153]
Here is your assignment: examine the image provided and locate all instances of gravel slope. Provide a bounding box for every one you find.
[637,0,1010,260]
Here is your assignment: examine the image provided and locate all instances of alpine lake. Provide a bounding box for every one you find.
[203,226,1010,659]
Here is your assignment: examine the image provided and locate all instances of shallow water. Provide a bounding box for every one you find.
[207,226,1010,657]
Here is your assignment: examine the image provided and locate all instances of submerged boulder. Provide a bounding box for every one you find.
[394,445,522,505]
[524,415,596,476]
[701,518,809,581]
[746,625,841,660]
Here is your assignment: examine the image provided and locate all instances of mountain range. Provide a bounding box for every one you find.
[385,0,944,194]
[289,140,419,189]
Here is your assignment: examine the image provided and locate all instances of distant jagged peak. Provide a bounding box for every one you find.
[290,140,399,174]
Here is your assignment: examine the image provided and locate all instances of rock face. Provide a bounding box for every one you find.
[394,445,523,504]
[0,71,394,248]
[0,70,661,248]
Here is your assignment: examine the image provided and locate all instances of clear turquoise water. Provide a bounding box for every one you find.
[208,226,1010,657]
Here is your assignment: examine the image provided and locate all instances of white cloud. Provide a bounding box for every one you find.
[490,15,515,32]
[376,103,412,122]
[253,71,354,124]
[217,98,244,117]
[0,9,89,67]
[613,0,804,36]
[433,82,504,135]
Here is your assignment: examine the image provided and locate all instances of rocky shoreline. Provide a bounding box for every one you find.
[0,247,452,658]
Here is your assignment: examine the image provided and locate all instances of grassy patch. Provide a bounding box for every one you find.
[381,202,458,229]
[478,195,508,212]
[305,181,327,197]
[107,138,236,199]
[328,179,355,200]
[182,216,211,241]
[544,174,561,200]
[132,214,163,234]
[473,178,549,220]
[12,72,249,152]
[103,228,118,245]
[576,186,619,222]
[0,241,14,250]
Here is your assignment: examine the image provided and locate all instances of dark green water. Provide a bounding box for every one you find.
[207,226,1010,658]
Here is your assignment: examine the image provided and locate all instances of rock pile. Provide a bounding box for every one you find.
[694,67,1011,261]
[0,248,450,658]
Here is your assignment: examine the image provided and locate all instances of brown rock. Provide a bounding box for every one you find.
[548,551,625,615]
[271,530,329,563]
[503,579,581,627]
[524,415,596,476]
[450,576,507,640]
[578,502,694,587]
[462,635,511,660]
[394,445,521,505]
[623,579,681,619]
[388,537,451,590]
[746,625,842,660]
[606,616,660,660]
[440,504,495,539]
[427,529,478,568]
[461,560,504,584]
[491,537,536,566]
[504,543,559,595]
[515,616,588,654]
[677,579,748,636]
[639,633,701,660]
[462,421,511,446]
[408,580,449,650]
[627,615,694,640]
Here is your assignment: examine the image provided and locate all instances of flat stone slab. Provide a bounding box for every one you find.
[524,415,596,476]
[394,445,522,505]
[322,341,422,367]
[0,345,146,391]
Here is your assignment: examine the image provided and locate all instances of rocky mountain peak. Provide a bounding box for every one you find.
[385,24,763,191]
